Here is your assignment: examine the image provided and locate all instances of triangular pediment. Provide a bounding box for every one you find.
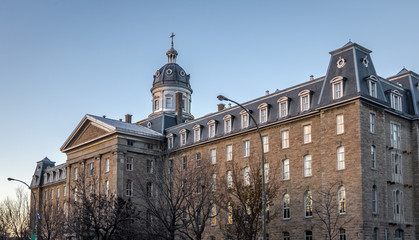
[61,116,114,152]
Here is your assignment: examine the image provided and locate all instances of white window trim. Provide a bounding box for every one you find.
[226,144,233,161]
[166,133,174,149]
[281,129,290,149]
[258,103,269,123]
[298,89,311,112]
[193,124,201,143]
[369,112,376,133]
[390,90,403,111]
[210,149,216,164]
[338,186,346,214]
[337,146,345,170]
[390,122,401,149]
[371,145,376,169]
[391,151,403,184]
[262,136,269,153]
[282,159,290,180]
[105,158,110,173]
[336,114,344,134]
[330,76,345,100]
[207,120,217,138]
[303,124,312,144]
[240,109,249,129]
[304,155,312,177]
[277,96,289,118]
[366,75,378,98]
[372,185,378,214]
[243,166,250,186]
[223,114,233,134]
[243,140,250,157]
[179,129,188,146]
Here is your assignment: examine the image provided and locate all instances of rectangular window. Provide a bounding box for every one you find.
[63,186,66,196]
[74,168,78,180]
[146,182,153,198]
[391,93,402,111]
[281,130,289,148]
[105,158,110,172]
[372,186,377,214]
[262,136,269,153]
[392,152,402,183]
[105,180,109,197]
[227,171,233,188]
[165,96,172,108]
[194,128,200,142]
[51,189,54,200]
[209,124,216,138]
[211,174,217,191]
[88,162,94,176]
[336,114,344,134]
[371,145,376,169]
[180,132,187,146]
[282,159,290,180]
[369,81,377,98]
[182,156,187,171]
[126,157,133,171]
[195,153,201,167]
[260,108,267,123]
[127,140,134,146]
[301,95,309,111]
[369,113,375,133]
[243,140,250,157]
[211,204,217,225]
[126,180,133,197]
[264,163,269,183]
[224,119,231,133]
[243,166,250,186]
[57,188,60,199]
[226,145,233,161]
[168,159,173,174]
[333,82,343,99]
[241,113,249,128]
[337,146,345,170]
[167,136,173,149]
[147,160,154,174]
[227,202,233,224]
[279,102,288,118]
[210,149,216,164]
[303,125,311,144]
[390,123,401,149]
[304,155,312,177]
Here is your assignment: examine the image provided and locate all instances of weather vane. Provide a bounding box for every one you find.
[170,32,175,48]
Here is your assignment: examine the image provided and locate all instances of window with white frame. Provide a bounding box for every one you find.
[243,166,250,186]
[88,162,94,176]
[63,186,66,197]
[105,180,109,197]
[366,75,378,98]
[264,163,269,183]
[74,188,77,201]
[51,189,54,200]
[154,98,159,111]
[210,149,216,164]
[278,96,289,118]
[372,185,378,214]
[283,193,290,219]
[226,145,233,161]
[281,130,289,148]
[282,159,290,180]
[195,153,201,167]
[304,190,313,217]
[243,140,250,157]
[211,174,217,191]
[393,189,404,222]
[299,89,311,112]
[126,180,133,197]
[369,113,375,133]
[240,110,249,128]
[303,125,311,144]
[57,188,60,199]
[179,129,187,146]
[338,186,346,214]
[126,157,133,171]
[105,158,110,172]
[371,145,376,169]
[74,168,78,180]
[165,94,173,109]
[223,115,232,134]
[390,90,403,111]
[147,159,154,174]
[226,171,233,188]
[304,155,312,177]
[336,114,344,134]
[167,134,174,149]
[258,103,268,123]
[331,76,344,99]
[262,136,269,153]
[390,123,401,149]
[207,120,216,138]
[337,146,345,170]
[182,156,187,171]
[193,125,201,143]
[392,152,402,183]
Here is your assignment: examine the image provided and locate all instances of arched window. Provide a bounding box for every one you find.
[338,186,346,213]
[283,194,290,219]
[393,189,404,222]
[304,190,313,217]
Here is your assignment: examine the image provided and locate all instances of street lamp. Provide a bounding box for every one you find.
[217,95,267,240]
[8,177,38,240]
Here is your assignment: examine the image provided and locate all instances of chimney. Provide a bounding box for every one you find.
[265,90,269,95]
[218,103,225,112]
[125,114,132,123]
[310,75,314,81]
[175,92,183,124]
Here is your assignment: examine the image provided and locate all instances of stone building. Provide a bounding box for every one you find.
[31,41,419,239]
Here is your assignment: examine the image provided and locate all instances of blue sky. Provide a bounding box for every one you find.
[1,0,419,199]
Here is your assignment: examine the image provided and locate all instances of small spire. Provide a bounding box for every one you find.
[170,32,175,48]
[167,32,178,63]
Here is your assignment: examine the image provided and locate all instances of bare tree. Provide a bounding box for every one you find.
[68,172,141,240]
[313,182,352,240]
[1,187,30,240]
[39,200,66,240]
[217,161,278,240]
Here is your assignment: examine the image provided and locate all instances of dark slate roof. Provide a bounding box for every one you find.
[152,63,192,92]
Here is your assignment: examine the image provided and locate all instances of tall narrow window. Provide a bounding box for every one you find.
[366,75,378,98]
[74,168,78,180]
[303,125,311,144]
[299,89,311,112]
[105,180,109,197]
[278,97,289,118]
[338,186,346,214]
[372,228,378,240]
[339,228,346,240]
[146,182,153,198]
[243,166,250,186]
[283,232,290,240]
[372,185,378,214]
[282,159,290,180]
[240,110,249,128]
[337,146,345,170]
[180,129,187,146]
[258,103,268,123]
[211,204,217,225]
[154,98,159,111]
[371,145,376,169]
[227,171,233,188]
[281,130,289,148]
[305,231,313,240]
[126,157,133,171]
[167,134,174,149]
[182,156,187,171]
[393,190,404,222]
[390,90,403,111]
[262,136,269,153]
[331,76,344,99]
[390,123,401,149]
[304,155,312,177]
[211,174,217,191]
[304,191,313,217]
[395,229,404,240]
[369,113,375,133]
[195,153,201,167]
[57,188,60,199]
[264,163,269,183]
[283,194,290,219]
[168,159,173,174]
[193,125,201,143]
[63,186,67,197]
[243,140,250,157]
[51,189,54,200]
[126,180,133,197]
[210,149,216,164]
[226,145,233,161]
[223,115,232,134]
[165,94,173,109]
[392,152,402,183]
[147,160,154,174]
[88,162,94,176]
[227,202,233,224]
[336,114,344,134]
[208,120,216,138]
[105,158,110,172]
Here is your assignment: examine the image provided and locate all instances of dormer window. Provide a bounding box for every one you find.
[258,103,269,123]
[299,90,311,112]
[390,90,402,111]
[330,76,345,100]
[277,96,289,118]
[207,120,216,138]
[365,75,378,98]
[179,129,188,146]
[193,125,201,143]
[240,110,249,128]
[223,115,233,134]
[167,133,174,149]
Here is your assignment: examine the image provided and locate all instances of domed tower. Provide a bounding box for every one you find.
[150,34,193,122]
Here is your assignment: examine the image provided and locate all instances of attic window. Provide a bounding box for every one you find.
[179,129,188,146]
[240,110,249,129]
[298,90,312,112]
[258,103,269,123]
[365,75,378,98]
[223,115,233,134]
[166,133,174,149]
[193,125,201,143]
[207,120,217,138]
[390,90,402,111]
[277,96,289,118]
[330,76,345,100]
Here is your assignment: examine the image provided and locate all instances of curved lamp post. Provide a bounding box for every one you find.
[217,95,267,239]
[8,177,38,240]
